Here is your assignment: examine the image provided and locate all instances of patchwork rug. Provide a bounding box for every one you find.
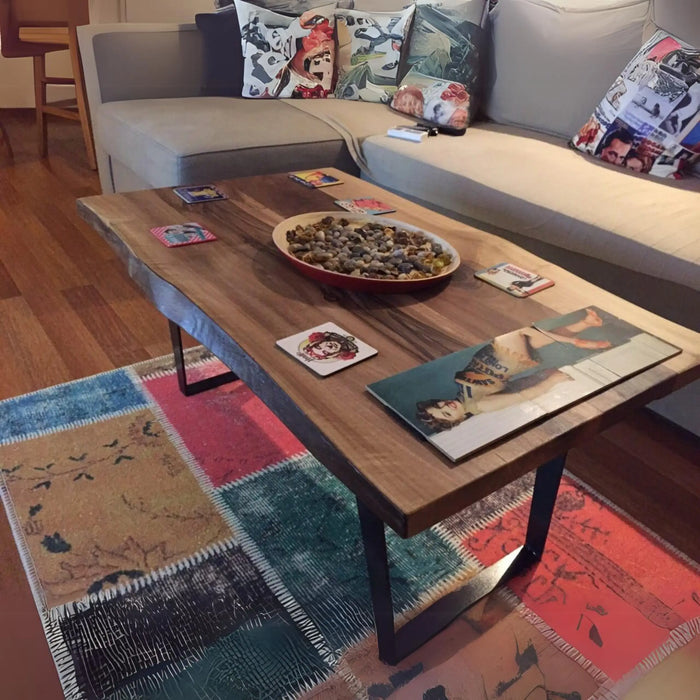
[1,349,698,700]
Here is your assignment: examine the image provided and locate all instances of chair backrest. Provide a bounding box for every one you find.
[7,0,88,28]
[0,0,88,58]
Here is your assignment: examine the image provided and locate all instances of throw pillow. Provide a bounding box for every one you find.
[195,8,244,97]
[571,30,700,178]
[391,0,488,131]
[485,0,650,140]
[234,0,336,98]
[217,0,353,10]
[334,6,415,103]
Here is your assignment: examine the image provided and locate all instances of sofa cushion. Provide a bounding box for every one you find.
[360,123,700,290]
[570,30,700,178]
[234,0,336,98]
[391,0,488,130]
[96,97,356,188]
[334,6,415,102]
[195,8,244,97]
[651,0,700,47]
[485,0,649,139]
[215,0,351,9]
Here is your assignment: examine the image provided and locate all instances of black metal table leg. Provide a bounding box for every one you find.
[169,320,238,396]
[358,453,566,665]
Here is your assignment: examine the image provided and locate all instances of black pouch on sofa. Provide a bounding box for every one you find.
[195,9,244,97]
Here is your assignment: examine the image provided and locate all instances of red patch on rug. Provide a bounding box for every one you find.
[462,476,700,680]
[144,360,304,486]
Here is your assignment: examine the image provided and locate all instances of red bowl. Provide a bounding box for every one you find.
[272,212,460,293]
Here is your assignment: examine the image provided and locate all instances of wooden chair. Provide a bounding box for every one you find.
[0,0,96,169]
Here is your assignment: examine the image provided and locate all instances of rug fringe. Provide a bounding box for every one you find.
[49,536,238,621]
[131,346,213,380]
[563,470,700,573]
[496,588,611,685]
[212,455,340,665]
[135,372,242,535]
[589,617,700,700]
[0,482,81,697]
[449,483,535,543]
[136,348,218,382]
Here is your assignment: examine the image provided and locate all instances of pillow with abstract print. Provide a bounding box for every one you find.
[334,6,415,103]
[571,30,700,179]
[217,0,353,10]
[234,0,336,98]
[391,0,488,132]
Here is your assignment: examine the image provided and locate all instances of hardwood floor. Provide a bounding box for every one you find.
[0,109,697,699]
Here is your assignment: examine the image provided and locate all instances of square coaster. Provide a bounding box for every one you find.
[334,198,396,215]
[173,185,227,203]
[276,322,377,376]
[150,223,216,248]
[474,262,554,297]
[288,170,342,188]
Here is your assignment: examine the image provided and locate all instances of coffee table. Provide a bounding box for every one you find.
[77,169,699,664]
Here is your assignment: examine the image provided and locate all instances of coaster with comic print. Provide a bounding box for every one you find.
[276,322,377,376]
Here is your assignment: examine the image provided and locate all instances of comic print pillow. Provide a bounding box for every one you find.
[218,0,352,11]
[334,6,415,103]
[571,30,700,179]
[234,0,336,99]
[391,0,488,132]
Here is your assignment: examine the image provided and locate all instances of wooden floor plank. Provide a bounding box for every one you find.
[0,258,20,299]
[0,296,72,398]
[62,284,151,367]
[0,108,697,700]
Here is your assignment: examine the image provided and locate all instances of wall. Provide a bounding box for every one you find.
[0,0,211,107]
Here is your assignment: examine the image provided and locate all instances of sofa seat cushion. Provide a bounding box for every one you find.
[96,97,356,188]
[361,123,700,290]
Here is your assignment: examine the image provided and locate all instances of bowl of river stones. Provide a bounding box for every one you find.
[272,212,461,293]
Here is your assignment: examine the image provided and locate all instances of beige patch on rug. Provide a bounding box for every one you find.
[1,409,232,607]
[302,596,603,699]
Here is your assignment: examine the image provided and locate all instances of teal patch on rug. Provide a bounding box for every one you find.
[114,612,330,700]
[56,542,330,699]
[218,454,467,654]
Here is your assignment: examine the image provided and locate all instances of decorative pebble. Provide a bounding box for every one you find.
[285,217,453,280]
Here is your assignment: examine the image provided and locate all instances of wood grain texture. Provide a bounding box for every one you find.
[0,110,197,700]
[77,169,700,537]
[0,112,697,699]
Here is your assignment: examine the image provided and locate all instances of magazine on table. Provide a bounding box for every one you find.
[366,307,680,462]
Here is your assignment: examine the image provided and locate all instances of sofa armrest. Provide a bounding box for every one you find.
[78,23,204,106]
[78,23,206,193]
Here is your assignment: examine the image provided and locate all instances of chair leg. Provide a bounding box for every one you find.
[32,55,48,158]
[67,27,97,170]
[0,119,13,161]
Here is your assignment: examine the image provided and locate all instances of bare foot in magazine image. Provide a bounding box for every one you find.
[415,309,620,432]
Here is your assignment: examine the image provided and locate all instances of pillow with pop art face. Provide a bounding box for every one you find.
[571,30,700,178]
[391,0,488,132]
[334,6,415,103]
[217,0,352,10]
[234,0,336,99]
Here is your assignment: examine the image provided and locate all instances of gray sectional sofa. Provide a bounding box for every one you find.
[77,0,699,432]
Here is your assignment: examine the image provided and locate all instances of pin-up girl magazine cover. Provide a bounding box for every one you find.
[367,307,680,462]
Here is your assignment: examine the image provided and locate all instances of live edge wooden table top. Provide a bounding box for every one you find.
[77,169,699,539]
